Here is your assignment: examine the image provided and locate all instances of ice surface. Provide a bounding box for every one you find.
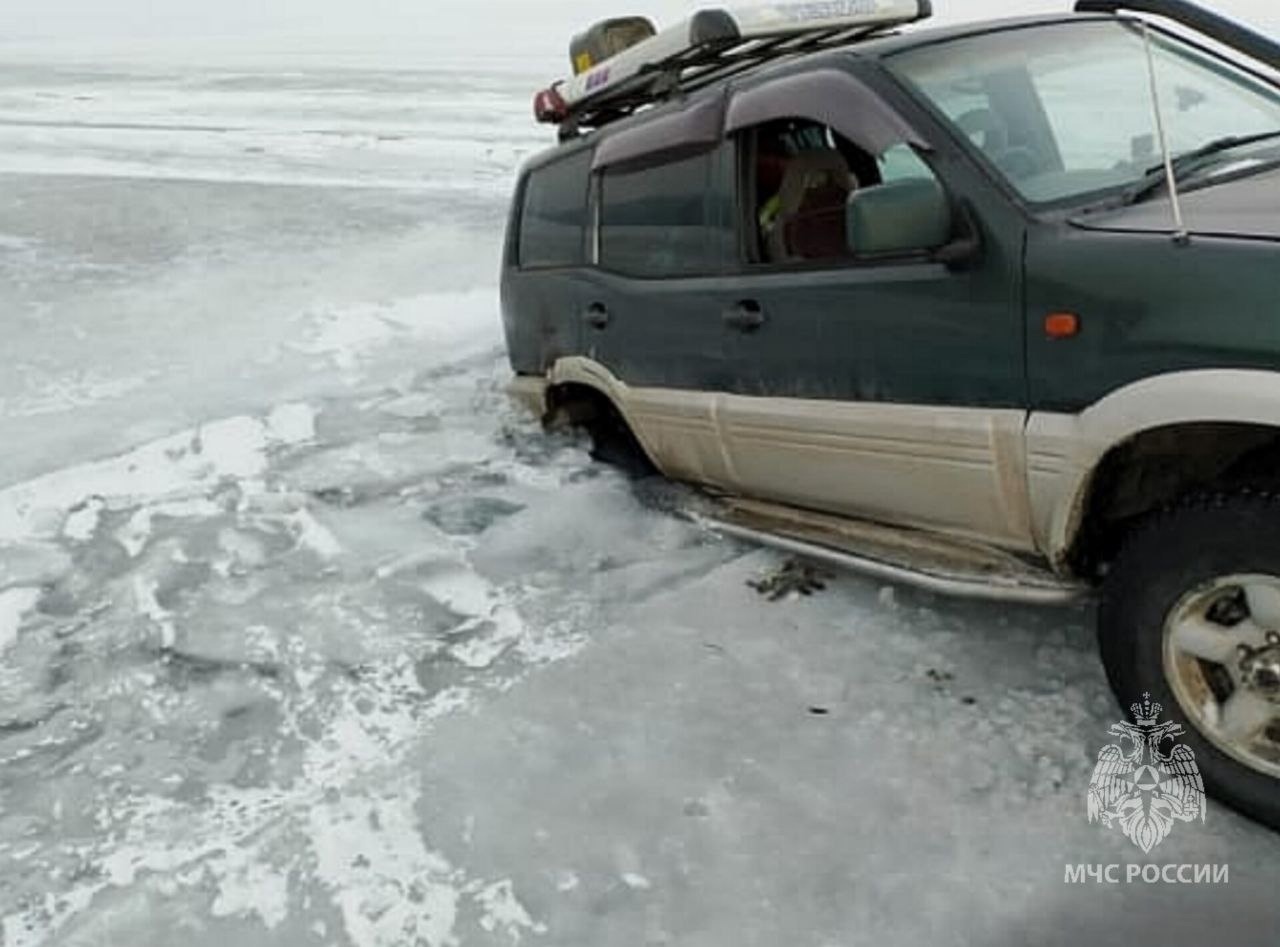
[0,357,706,946]
[2,51,1278,947]
[0,63,521,490]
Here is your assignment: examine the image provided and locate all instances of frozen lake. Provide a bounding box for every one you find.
[1,55,1278,947]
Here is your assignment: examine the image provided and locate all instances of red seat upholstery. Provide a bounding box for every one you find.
[768,150,855,262]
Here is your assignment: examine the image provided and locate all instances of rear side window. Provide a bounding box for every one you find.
[599,151,723,277]
[519,149,591,269]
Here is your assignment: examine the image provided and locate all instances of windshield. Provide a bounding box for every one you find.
[889,20,1280,205]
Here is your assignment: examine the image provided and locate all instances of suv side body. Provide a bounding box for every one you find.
[505,36,1037,549]
[502,13,1280,574]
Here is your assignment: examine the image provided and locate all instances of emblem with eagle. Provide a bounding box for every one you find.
[1087,693,1207,853]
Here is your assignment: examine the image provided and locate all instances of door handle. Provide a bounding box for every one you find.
[723,300,766,333]
[584,302,610,330]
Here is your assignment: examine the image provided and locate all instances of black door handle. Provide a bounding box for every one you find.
[584,302,610,330]
[723,300,766,333]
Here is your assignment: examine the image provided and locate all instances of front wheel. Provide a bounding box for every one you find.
[1099,492,1280,831]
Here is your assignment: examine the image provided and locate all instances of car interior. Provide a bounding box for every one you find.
[751,119,885,264]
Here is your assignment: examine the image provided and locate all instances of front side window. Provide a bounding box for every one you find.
[890,20,1280,205]
[518,149,592,269]
[744,119,948,265]
[598,151,724,277]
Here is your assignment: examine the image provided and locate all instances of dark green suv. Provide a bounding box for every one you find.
[502,0,1280,830]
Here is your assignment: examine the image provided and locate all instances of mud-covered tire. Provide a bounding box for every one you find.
[1099,492,1280,832]
[587,412,656,479]
[548,387,656,480]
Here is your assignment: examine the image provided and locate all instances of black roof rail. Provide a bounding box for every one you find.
[1075,0,1280,71]
[557,26,895,138]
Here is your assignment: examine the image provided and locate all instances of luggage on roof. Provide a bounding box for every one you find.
[571,18,657,75]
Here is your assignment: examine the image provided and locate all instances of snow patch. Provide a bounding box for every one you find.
[377,392,443,420]
[0,233,38,251]
[267,402,317,445]
[296,289,500,376]
[116,498,223,558]
[621,873,652,891]
[1,371,150,420]
[209,859,291,929]
[472,879,546,939]
[132,576,177,649]
[422,566,526,670]
[62,496,106,542]
[0,406,315,543]
[0,541,71,588]
[0,586,41,654]
[1,883,99,947]
[307,786,461,947]
[287,508,343,560]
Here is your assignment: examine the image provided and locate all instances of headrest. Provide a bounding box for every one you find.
[777,150,851,213]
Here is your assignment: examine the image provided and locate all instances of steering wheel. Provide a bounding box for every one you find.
[955,108,1040,181]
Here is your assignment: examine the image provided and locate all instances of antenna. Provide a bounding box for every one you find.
[1141,22,1190,244]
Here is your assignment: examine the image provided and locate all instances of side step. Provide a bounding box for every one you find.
[690,496,1092,606]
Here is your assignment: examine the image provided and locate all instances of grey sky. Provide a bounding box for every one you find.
[1,1,1276,58]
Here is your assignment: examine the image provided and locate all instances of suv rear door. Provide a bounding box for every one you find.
[572,135,744,489]
[503,144,595,376]
[579,144,737,390]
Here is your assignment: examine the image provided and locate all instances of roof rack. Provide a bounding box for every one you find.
[534,0,933,139]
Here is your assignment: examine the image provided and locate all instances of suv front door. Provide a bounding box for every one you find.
[715,134,1035,550]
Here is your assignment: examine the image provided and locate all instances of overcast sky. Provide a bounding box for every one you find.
[1,1,1277,61]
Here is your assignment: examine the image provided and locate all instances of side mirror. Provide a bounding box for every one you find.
[846,178,972,263]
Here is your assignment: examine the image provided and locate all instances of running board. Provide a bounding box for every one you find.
[690,496,1092,606]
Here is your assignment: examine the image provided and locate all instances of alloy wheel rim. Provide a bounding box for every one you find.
[1162,574,1280,780]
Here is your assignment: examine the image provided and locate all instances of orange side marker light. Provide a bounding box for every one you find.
[1045,312,1081,339]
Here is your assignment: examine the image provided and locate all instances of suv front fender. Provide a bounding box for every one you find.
[1028,369,1280,569]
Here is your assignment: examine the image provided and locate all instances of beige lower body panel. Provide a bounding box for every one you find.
[627,386,1037,554]
[507,375,549,419]
[717,395,1035,551]
[525,358,1040,555]
[625,387,738,494]
[1025,413,1096,564]
[521,363,1280,572]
